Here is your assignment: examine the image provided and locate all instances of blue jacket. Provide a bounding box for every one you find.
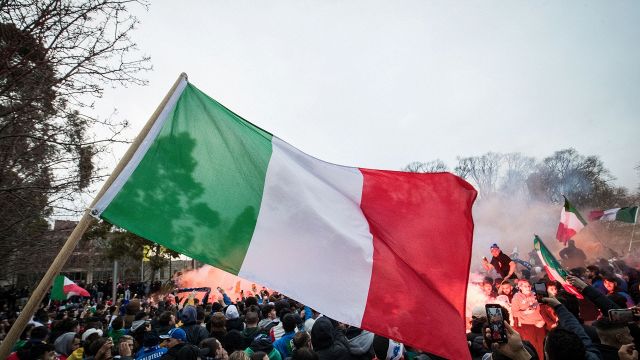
[273,331,295,359]
[136,345,167,360]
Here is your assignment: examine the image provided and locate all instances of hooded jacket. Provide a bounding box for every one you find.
[54,332,77,358]
[346,328,374,360]
[310,317,351,360]
[179,306,209,346]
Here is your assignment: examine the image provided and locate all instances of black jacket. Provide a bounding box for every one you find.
[159,343,200,360]
[311,317,352,360]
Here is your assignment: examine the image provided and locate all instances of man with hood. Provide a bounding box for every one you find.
[345,326,374,360]
[54,332,80,360]
[180,306,209,346]
[310,317,350,360]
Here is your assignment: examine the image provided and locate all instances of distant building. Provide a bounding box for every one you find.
[4,220,195,287]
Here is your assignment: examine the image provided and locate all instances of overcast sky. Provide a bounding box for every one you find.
[95,0,640,191]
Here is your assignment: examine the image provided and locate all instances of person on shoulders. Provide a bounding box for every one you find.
[482,243,517,280]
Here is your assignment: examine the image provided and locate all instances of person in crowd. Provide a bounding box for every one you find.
[560,240,588,269]
[199,337,228,360]
[159,328,199,360]
[498,280,516,302]
[344,326,374,360]
[209,312,228,341]
[482,279,498,300]
[117,334,135,358]
[180,305,209,346]
[511,279,546,358]
[258,304,278,333]
[604,276,635,307]
[539,281,560,330]
[53,332,80,360]
[244,334,282,360]
[482,243,518,280]
[273,313,298,358]
[540,296,601,360]
[241,311,264,340]
[135,331,167,360]
[155,311,176,336]
[372,335,404,360]
[586,265,607,294]
[109,316,127,344]
[593,317,635,360]
[228,351,250,360]
[225,305,244,332]
[290,348,318,360]
[310,317,350,360]
[269,300,293,341]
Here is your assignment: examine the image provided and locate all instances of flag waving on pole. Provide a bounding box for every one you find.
[534,236,583,299]
[589,207,638,223]
[89,75,477,359]
[556,196,587,245]
[51,275,90,300]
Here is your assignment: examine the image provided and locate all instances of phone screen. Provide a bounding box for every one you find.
[534,282,548,301]
[609,309,634,323]
[486,305,507,343]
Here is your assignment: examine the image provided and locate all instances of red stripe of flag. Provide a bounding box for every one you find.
[358,170,477,360]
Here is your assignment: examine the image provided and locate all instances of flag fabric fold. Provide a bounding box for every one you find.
[90,77,477,359]
[589,206,638,224]
[556,196,587,245]
[51,275,90,301]
[534,236,583,299]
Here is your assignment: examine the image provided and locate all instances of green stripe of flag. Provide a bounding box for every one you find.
[101,84,273,274]
[51,275,66,301]
[563,196,587,225]
[616,207,638,223]
[534,235,569,279]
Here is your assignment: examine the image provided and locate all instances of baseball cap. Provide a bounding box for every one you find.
[490,243,500,249]
[159,328,187,342]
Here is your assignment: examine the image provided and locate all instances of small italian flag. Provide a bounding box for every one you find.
[534,236,583,299]
[589,206,638,224]
[556,196,587,245]
[51,275,90,301]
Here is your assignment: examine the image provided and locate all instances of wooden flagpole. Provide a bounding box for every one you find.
[0,73,188,359]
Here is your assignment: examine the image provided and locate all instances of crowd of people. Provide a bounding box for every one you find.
[0,282,418,360]
[2,239,640,360]
[471,241,640,360]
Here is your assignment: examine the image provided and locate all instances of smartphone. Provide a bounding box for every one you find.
[609,309,634,323]
[534,282,548,302]
[485,304,507,343]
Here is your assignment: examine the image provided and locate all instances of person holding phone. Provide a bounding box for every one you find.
[482,243,517,280]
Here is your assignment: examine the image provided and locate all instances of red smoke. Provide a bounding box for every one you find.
[176,265,268,302]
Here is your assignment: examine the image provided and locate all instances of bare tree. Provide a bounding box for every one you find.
[0,0,150,279]
[500,152,536,198]
[402,159,449,173]
[526,148,618,208]
[454,152,503,199]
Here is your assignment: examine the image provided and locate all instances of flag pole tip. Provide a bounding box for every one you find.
[180,72,188,81]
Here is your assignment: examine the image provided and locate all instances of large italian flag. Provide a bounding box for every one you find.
[91,76,477,359]
[556,196,587,245]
